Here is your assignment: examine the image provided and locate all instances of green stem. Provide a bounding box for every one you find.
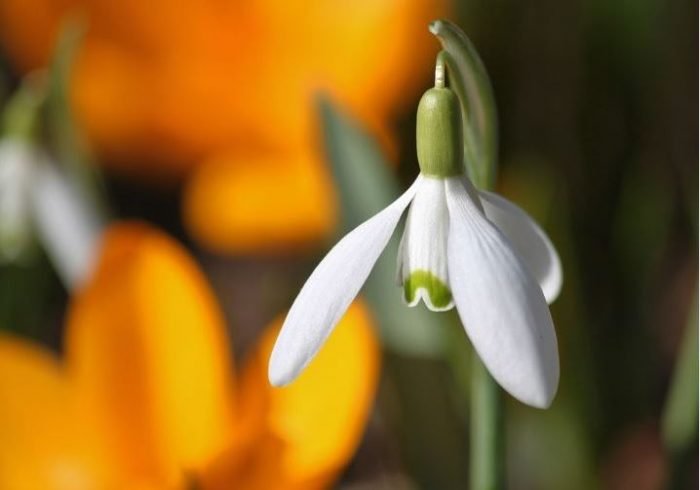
[467,84,503,490]
[468,98,503,490]
[470,358,504,490]
[429,20,504,488]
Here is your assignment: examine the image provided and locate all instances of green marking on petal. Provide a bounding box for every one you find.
[403,270,453,309]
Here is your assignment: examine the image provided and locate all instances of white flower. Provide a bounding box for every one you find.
[0,137,102,288]
[269,86,562,408]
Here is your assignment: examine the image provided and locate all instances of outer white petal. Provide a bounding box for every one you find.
[479,190,562,303]
[398,176,453,311]
[445,178,559,408]
[31,163,103,290]
[0,140,35,261]
[268,177,421,386]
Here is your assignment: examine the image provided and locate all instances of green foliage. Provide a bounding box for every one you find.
[662,295,698,453]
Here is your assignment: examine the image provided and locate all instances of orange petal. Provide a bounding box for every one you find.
[202,299,380,490]
[0,333,108,489]
[65,221,236,487]
[183,151,337,255]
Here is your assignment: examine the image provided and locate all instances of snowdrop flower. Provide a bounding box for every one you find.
[0,139,102,288]
[269,82,562,408]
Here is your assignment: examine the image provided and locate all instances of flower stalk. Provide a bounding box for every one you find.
[431,20,504,489]
[469,156,504,490]
[471,356,504,490]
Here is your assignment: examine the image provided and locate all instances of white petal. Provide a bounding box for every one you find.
[445,177,559,408]
[395,225,407,286]
[31,163,103,291]
[479,190,562,303]
[398,176,453,311]
[0,140,35,261]
[268,177,421,386]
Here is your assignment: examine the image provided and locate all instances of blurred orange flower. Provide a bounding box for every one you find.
[0,222,379,489]
[0,0,447,253]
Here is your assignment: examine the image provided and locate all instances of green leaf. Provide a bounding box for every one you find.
[429,20,498,190]
[318,96,449,358]
[1,75,46,141]
[661,291,699,453]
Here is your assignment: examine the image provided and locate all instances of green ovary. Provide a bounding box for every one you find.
[403,270,452,309]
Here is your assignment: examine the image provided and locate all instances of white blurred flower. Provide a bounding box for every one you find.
[0,135,102,288]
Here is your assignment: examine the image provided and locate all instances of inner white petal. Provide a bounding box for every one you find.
[398,176,453,312]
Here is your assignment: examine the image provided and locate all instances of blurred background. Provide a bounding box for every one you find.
[0,0,697,489]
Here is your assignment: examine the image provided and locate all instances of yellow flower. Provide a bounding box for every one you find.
[0,222,379,489]
[0,0,447,254]
[0,335,109,489]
